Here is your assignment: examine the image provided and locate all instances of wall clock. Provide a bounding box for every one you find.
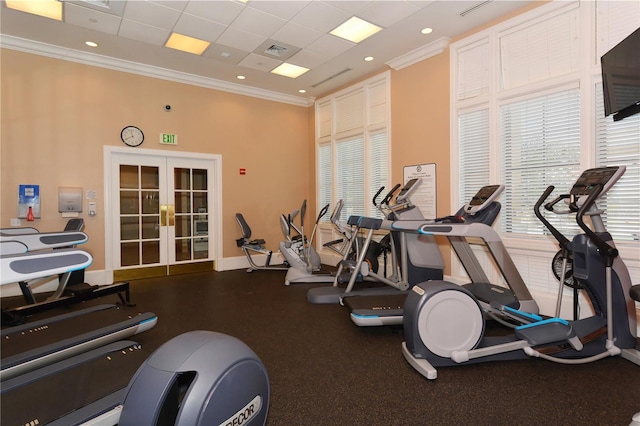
[121,125,144,147]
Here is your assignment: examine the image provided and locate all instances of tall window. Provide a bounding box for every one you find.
[452,1,640,290]
[316,72,390,220]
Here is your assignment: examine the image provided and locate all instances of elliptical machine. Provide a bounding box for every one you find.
[402,166,640,379]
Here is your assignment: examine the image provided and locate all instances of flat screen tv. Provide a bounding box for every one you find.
[601,27,640,121]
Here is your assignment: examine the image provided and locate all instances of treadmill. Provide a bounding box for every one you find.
[1,248,157,381]
[344,185,506,326]
[1,220,133,320]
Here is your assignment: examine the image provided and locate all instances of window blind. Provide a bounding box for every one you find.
[458,108,490,205]
[318,143,333,222]
[500,89,582,236]
[457,40,490,101]
[336,137,365,218]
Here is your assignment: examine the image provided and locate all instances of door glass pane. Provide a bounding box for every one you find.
[193,192,207,213]
[120,191,139,214]
[120,165,139,189]
[120,217,139,240]
[194,215,208,236]
[121,242,139,266]
[142,241,160,264]
[142,191,160,214]
[142,216,159,239]
[193,169,207,190]
[175,239,192,261]
[194,238,208,259]
[175,215,191,237]
[141,166,159,189]
[174,168,191,190]
[175,191,191,214]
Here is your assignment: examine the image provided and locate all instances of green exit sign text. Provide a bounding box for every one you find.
[160,133,178,145]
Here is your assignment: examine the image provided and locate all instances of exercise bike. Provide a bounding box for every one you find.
[402,166,640,379]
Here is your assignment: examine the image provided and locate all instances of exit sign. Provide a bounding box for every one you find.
[160,133,178,145]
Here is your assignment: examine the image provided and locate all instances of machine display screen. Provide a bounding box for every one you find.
[469,185,501,206]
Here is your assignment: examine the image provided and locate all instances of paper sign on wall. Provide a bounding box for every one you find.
[403,164,436,219]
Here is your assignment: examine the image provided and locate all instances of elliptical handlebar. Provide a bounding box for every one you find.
[317,204,330,223]
[372,186,386,207]
[534,185,571,249]
[575,183,618,262]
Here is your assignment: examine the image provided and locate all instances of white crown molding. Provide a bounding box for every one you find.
[0,34,315,107]
[386,36,451,71]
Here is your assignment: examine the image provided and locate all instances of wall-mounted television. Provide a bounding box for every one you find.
[601,27,640,121]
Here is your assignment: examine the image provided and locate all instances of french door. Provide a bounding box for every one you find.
[107,149,219,278]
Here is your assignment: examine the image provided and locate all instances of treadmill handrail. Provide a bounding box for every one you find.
[1,248,93,285]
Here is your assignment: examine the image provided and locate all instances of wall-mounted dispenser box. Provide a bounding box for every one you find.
[58,187,83,212]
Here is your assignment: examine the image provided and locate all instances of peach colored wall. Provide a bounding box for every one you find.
[1,49,310,270]
[390,50,452,271]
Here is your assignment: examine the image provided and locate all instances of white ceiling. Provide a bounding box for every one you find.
[0,0,534,104]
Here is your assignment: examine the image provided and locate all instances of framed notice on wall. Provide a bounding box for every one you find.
[403,163,436,219]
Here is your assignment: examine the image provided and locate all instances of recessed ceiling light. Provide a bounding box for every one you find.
[330,17,382,44]
[85,41,98,48]
[6,0,62,21]
[165,33,210,55]
[299,89,307,94]
[237,75,246,80]
[364,56,374,62]
[271,63,310,79]
[421,27,433,35]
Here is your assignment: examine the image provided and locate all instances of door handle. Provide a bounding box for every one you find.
[168,204,175,227]
[161,204,167,226]
[160,205,175,226]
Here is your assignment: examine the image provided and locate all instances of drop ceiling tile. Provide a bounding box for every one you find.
[357,1,421,28]
[238,53,282,72]
[216,26,266,52]
[118,19,171,46]
[229,7,287,38]
[271,21,323,48]
[182,0,245,26]
[288,49,331,69]
[173,13,226,42]
[202,43,250,64]
[289,1,350,34]
[305,34,354,57]
[324,1,372,15]
[122,0,181,30]
[64,3,122,35]
[65,0,126,17]
[148,1,189,12]
[248,1,311,21]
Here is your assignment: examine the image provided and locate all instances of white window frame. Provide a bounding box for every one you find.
[450,1,640,299]
[315,72,391,259]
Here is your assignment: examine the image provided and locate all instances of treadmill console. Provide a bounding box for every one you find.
[396,178,421,203]
[463,184,504,215]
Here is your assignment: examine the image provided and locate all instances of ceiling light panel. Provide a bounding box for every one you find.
[330,16,382,44]
[6,0,62,21]
[271,63,310,79]
[165,32,211,55]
